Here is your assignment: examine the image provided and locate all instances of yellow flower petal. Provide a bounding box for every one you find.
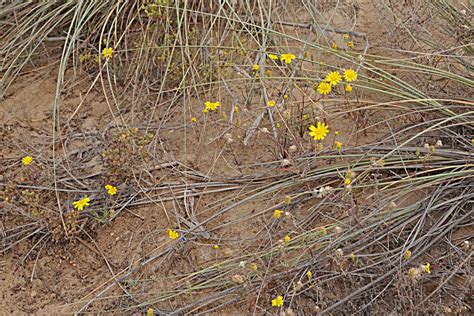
[343,69,358,82]
[325,71,342,86]
[308,122,329,140]
[22,156,33,165]
[280,53,296,64]
[317,81,332,95]
[271,295,284,307]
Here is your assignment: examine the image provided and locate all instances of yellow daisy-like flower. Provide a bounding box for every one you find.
[22,156,33,165]
[280,53,296,64]
[234,106,239,114]
[268,53,279,60]
[191,117,197,122]
[101,47,114,59]
[283,235,291,244]
[345,84,353,92]
[334,130,340,135]
[252,64,260,71]
[309,122,329,141]
[343,33,349,40]
[347,41,354,48]
[344,178,351,185]
[273,209,283,219]
[317,81,332,95]
[105,184,117,196]
[73,196,90,211]
[306,270,312,278]
[267,100,276,107]
[331,43,338,49]
[167,228,179,240]
[404,250,412,260]
[334,141,342,151]
[205,101,220,111]
[325,71,342,86]
[213,244,219,250]
[283,94,289,100]
[343,69,358,82]
[271,295,284,307]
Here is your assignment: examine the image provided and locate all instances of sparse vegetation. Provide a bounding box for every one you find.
[1,0,472,314]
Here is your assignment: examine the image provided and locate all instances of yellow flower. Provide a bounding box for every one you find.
[213,244,219,249]
[404,250,412,260]
[22,156,33,165]
[283,235,291,244]
[334,141,342,151]
[331,43,338,49]
[234,106,239,114]
[268,53,279,60]
[101,47,114,59]
[284,195,292,205]
[343,33,349,40]
[283,94,289,99]
[147,307,154,316]
[280,53,296,64]
[273,209,283,219]
[345,84,353,92]
[325,71,342,86]
[271,295,284,307]
[73,196,90,211]
[471,139,474,145]
[191,117,197,122]
[423,263,431,274]
[309,122,329,141]
[343,69,358,82]
[334,130,340,135]
[317,81,332,95]
[344,178,351,185]
[347,41,354,48]
[105,184,117,196]
[167,228,179,240]
[306,271,312,278]
[252,64,259,71]
[303,114,308,120]
[267,100,276,107]
[205,101,220,111]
